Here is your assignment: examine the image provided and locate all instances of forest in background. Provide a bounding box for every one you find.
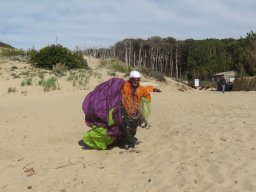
[85,31,256,81]
[1,31,256,81]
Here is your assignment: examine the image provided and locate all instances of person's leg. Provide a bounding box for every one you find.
[129,120,139,136]
[222,84,225,93]
[121,112,135,148]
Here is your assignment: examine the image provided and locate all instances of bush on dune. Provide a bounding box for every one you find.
[38,77,59,92]
[99,58,131,74]
[29,45,88,70]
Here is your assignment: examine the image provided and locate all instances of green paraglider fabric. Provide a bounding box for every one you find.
[83,126,113,150]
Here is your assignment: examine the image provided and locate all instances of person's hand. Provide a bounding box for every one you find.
[153,88,162,92]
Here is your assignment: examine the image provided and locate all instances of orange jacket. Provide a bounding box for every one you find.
[144,85,155,93]
[122,80,151,115]
[122,80,151,103]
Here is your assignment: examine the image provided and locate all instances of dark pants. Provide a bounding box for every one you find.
[121,108,139,144]
[221,84,226,93]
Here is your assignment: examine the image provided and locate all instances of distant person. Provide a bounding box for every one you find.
[220,77,226,93]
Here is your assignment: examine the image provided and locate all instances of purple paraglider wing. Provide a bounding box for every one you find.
[82,78,125,128]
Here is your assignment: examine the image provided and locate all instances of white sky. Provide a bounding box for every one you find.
[0,0,255,50]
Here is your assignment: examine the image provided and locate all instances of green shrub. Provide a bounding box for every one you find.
[39,77,59,91]
[11,66,18,70]
[66,71,90,88]
[27,48,38,64]
[149,71,166,82]
[21,77,33,86]
[97,58,132,75]
[108,71,116,76]
[30,44,88,69]
[78,76,89,87]
[8,87,16,93]
[67,71,78,81]
[21,90,28,96]
[110,58,130,73]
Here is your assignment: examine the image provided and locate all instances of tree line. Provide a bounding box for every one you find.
[85,31,256,80]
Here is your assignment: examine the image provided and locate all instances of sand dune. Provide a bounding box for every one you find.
[1,57,256,192]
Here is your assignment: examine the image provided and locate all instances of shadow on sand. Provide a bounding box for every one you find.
[78,137,140,150]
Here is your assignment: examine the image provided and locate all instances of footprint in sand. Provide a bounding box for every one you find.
[24,167,36,177]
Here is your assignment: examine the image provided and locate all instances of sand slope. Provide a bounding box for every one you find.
[1,57,256,192]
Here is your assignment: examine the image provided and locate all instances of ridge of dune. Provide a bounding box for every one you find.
[1,57,256,192]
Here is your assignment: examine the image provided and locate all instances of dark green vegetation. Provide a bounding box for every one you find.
[85,31,256,80]
[1,43,88,70]
[2,31,256,81]
[187,32,256,80]
[0,41,14,49]
[29,44,88,69]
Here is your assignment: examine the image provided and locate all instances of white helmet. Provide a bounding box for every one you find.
[129,71,141,78]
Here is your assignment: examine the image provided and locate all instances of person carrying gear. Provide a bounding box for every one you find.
[82,71,161,150]
[121,71,151,148]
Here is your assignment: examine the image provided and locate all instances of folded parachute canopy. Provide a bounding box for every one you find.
[82,78,125,149]
[82,77,125,127]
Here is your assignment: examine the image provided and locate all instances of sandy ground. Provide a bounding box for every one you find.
[1,57,256,192]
